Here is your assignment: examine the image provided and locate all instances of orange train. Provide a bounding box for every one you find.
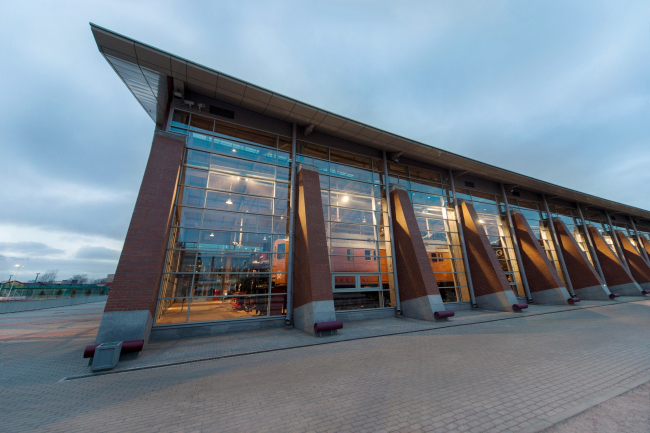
[271,239,455,289]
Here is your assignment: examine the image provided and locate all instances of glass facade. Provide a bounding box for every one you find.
[455,188,525,297]
[584,210,620,259]
[296,142,396,311]
[152,107,649,329]
[156,110,291,325]
[548,205,594,265]
[508,199,566,285]
[387,163,469,302]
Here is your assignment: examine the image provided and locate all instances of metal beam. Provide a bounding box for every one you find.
[630,218,650,266]
[577,205,606,283]
[542,194,575,296]
[605,211,631,274]
[450,170,476,307]
[284,123,297,327]
[383,150,401,316]
[501,183,532,302]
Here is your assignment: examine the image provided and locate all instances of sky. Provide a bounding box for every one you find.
[1,1,649,282]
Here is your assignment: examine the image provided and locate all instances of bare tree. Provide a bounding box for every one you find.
[92,277,108,284]
[40,270,58,283]
[72,274,89,284]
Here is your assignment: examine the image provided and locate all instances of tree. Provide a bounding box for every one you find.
[40,270,58,283]
[72,274,88,284]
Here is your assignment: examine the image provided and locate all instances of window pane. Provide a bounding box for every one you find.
[196,252,272,273]
[205,191,273,214]
[187,132,212,152]
[212,136,277,165]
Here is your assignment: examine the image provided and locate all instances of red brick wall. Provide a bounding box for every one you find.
[553,219,603,289]
[459,202,513,297]
[511,213,563,292]
[615,231,650,284]
[389,187,440,302]
[105,131,185,315]
[586,226,635,287]
[293,167,333,309]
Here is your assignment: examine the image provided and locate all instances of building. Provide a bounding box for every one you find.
[90,24,650,347]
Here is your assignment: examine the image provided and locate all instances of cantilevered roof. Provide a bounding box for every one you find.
[90,23,650,220]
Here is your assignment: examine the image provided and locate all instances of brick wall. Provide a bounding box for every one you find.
[511,213,563,292]
[586,226,635,287]
[615,231,650,284]
[105,131,185,315]
[459,202,513,297]
[293,167,333,309]
[389,187,440,302]
[553,219,603,289]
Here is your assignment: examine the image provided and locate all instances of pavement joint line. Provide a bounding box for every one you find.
[59,298,648,382]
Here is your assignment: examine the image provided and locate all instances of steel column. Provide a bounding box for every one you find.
[605,211,631,274]
[630,218,650,266]
[500,184,532,302]
[577,205,606,283]
[542,195,575,296]
[382,151,401,316]
[284,123,297,327]
[449,170,476,307]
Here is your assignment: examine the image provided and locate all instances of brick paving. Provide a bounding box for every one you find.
[2,299,650,432]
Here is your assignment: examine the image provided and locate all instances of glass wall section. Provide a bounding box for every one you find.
[508,199,565,285]
[548,205,594,265]
[584,210,621,259]
[156,109,291,325]
[387,164,469,302]
[296,142,396,311]
[455,188,524,297]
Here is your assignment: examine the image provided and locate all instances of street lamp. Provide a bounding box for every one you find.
[8,265,23,298]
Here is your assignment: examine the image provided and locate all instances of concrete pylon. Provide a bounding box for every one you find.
[586,226,643,296]
[459,202,521,312]
[511,212,571,304]
[552,219,612,300]
[292,164,337,335]
[389,185,450,320]
[614,231,650,293]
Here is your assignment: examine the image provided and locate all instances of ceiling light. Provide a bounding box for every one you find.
[342,195,349,202]
[478,219,484,224]
[232,148,237,153]
[226,197,233,205]
[209,232,214,237]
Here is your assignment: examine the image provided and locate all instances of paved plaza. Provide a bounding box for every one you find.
[1,299,649,432]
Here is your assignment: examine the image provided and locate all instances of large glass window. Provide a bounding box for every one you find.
[584,210,621,259]
[455,188,524,297]
[297,142,396,311]
[548,205,594,265]
[389,164,469,303]
[156,110,290,325]
[508,199,566,285]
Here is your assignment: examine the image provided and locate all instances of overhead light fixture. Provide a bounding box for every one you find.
[478,219,484,224]
[263,236,267,241]
[209,232,215,237]
[232,148,237,153]
[342,195,349,202]
[226,197,233,205]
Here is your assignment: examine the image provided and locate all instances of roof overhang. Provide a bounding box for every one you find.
[90,23,650,221]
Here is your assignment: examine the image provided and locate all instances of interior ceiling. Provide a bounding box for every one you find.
[90,23,650,220]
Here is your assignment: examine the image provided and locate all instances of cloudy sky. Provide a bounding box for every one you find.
[1,1,649,282]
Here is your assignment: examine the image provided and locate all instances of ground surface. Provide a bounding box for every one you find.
[1,299,649,432]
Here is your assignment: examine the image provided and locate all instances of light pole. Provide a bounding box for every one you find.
[9,265,23,298]
[34,272,40,283]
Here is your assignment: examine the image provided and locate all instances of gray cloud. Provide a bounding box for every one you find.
[75,246,121,261]
[0,242,65,257]
[0,0,649,279]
